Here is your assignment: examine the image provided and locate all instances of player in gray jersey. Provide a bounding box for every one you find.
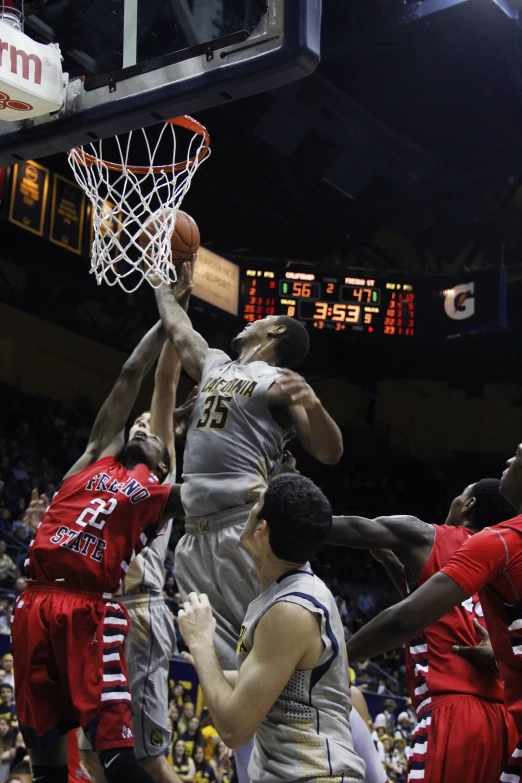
[177,474,365,783]
[154,282,343,668]
[155,282,342,783]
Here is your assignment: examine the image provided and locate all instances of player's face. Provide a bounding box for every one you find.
[231,316,280,353]
[444,484,474,527]
[501,444,522,508]
[124,431,167,479]
[129,411,151,441]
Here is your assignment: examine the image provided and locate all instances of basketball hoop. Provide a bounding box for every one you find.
[67,116,210,294]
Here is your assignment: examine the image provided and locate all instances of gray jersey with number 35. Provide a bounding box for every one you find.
[181,350,293,518]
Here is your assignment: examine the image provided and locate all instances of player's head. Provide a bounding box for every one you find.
[501,444,522,510]
[445,478,514,531]
[123,430,171,483]
[128,411,151,441]
[231,316,310,368]
[241,474,332,565]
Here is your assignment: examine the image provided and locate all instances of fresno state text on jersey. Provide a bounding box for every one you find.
[27,456,170,593]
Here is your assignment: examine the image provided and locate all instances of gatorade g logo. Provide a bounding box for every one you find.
[444,282,475,321]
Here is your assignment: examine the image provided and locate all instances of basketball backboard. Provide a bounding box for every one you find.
[0,0,321,165]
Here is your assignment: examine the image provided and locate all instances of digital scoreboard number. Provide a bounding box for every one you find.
[242,270,416,338]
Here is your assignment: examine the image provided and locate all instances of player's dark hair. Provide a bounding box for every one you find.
[262,474,332,562]
[470,478,515,530]
[274,316,310,368]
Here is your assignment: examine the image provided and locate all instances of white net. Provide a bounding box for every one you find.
[67,118,210,294]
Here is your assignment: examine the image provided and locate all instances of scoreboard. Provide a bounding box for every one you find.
[243,269,416,338]
[240,267,506,341]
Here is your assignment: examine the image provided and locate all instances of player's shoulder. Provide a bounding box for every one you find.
[61,455,119,488]
[204,348,231,368]
[434,524,472,544]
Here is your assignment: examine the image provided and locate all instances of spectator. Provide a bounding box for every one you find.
[0,657,13,692]
[172,682,187,708]
[394,712,412,744]
[215,741,233,783]
[0,687,16,726]
[390,737,408,782]
[193,745,217,783]
[374,699,397,738]
[178,701,196,735]
[0,546,16,589]
[179,716,203,758]
[200,716,220,763]
[371,718,386,761]
[169,702,180,745]
[172,738,196,783]
[0,605,13,636]
[0,718,14,782]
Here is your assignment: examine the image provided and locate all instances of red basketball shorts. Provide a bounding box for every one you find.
[408,694,517,783]
[12,583,135,752]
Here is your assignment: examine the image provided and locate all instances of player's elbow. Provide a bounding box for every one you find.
[222,730,254,750]
[315,441,343,465]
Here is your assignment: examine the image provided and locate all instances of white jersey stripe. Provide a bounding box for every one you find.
[101,692,131,702]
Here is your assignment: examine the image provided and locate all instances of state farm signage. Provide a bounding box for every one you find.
[0,40,43,84]
[0,20,63,120]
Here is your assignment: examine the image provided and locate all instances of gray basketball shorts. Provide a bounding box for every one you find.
[79,593,176,759]
[175,504,259,670]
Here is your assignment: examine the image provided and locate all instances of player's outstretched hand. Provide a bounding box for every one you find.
[174,386,198,439]
[275,369,319,411]
[452,618,498,672]
[23,488,49,532]
[270,450,299,479]
[178,592,217,649]
[174,260,195,308]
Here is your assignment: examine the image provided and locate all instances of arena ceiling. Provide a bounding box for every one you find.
[2,0,522,383]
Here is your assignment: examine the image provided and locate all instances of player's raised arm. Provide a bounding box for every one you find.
[268,369,343,464]
[154,266,211,382]
[150,261,197,470]
[63,321,166,480]
[328,514,433,552]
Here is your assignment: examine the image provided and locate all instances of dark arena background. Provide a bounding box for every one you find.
[1,1,522,782]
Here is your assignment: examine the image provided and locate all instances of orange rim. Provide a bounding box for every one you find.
[67,115,210,175]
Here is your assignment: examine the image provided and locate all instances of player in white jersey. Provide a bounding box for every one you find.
[155,282,342,783]
[177,474,365,783]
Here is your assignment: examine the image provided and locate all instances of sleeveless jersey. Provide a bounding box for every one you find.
[181,351,293,518]
[117,519,172,595]
[237,568,365,783]
[404,524,504,712]
[442,515,522,732]
[27,456,170,594]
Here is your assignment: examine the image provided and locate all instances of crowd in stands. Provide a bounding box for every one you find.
[1,380,501,782]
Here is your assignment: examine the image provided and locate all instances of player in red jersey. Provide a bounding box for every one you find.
[328,478,517,783]
[11,320,182,783]
[343,444,522,783]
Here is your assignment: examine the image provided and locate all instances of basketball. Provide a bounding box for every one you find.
[138,208,200,267]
